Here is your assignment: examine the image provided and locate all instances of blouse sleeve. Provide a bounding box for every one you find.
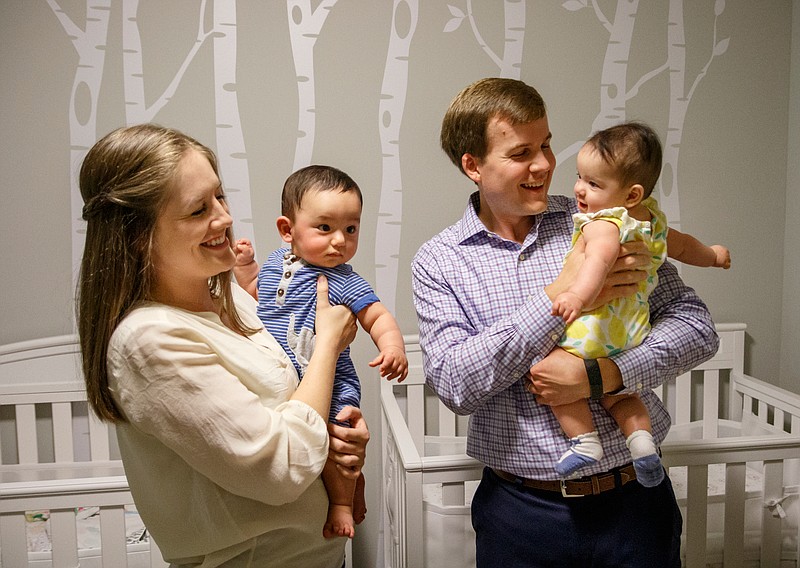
[107,313,330,506]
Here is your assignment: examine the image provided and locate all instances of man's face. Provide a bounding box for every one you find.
[465,116,556,239]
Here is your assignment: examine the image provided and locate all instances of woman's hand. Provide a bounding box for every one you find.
[314,275,357,354]
[291,276,357,420]
[328,406,369,479]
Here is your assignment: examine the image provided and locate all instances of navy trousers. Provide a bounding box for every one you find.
[472,467,682,568]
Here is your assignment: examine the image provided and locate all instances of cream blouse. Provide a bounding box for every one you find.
[107,284,344,567]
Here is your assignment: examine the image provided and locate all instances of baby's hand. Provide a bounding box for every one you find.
[369,346,408,382]
[552,292,584,325]
[234,238,255,266]
[711,245,731,270]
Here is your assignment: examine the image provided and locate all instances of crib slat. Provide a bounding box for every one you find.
[702,370,720,438]
[675,372,691,425]
[101,505,129,566]
[774,408,786,430]
[722,462,746,568]
[50,508,80,568]
[0,513,29,568]
[684,464,709,568]
[52,401,75,462]
[761,460,784,568]
[662,379,677,422]
[437,399,456,437]
[89,410,112,460]
[758,399,768,422]
[407,385,425,454]
[742,393,754,420]
[15,403,38,463]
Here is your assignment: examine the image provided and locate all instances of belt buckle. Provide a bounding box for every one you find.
[560,479,584,498]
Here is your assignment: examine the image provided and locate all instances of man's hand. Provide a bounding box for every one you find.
[527,348,623,406]
[547,239,649,311]
[526,348,590,406]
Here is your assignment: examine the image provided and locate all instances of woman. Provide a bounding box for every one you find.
[76,123,367,567]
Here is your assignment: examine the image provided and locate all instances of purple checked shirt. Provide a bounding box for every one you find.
[411,192,719,480]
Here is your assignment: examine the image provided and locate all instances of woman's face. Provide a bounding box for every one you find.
[150,148,235,305]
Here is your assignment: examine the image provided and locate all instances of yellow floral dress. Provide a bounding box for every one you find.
[558,197,667,358]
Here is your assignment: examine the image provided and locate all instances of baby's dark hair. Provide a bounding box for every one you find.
[281,165,363,219]
[585,122,663,198]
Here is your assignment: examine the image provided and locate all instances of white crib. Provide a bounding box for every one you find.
[0,335,167,568]
[381,323,800,568]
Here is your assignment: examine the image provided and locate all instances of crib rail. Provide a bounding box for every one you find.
[381,337,482,568]
[0,335,166,568]
[382,324,800,568]
[662,365,800,568]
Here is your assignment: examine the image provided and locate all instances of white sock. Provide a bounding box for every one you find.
[626,429,657,460]
[571,431,604,461]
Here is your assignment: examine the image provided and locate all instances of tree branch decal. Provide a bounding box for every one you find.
[375,0,419,311]
[45,0,111,295]
[558,0,729,235]
[123,0,215,125]
[213,0,254,245]
[287,0,339,170]
[444,0,526,79]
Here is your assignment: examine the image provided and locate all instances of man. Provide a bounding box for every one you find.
[411,77,718,567]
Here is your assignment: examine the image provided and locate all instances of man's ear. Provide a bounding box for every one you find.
[625,184,644,208]
[462,153,481,184]
[276,216,293,243]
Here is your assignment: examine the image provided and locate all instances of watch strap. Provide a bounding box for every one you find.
[584,358,604,400]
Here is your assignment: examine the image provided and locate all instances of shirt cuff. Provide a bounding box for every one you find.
[511,287,565,352]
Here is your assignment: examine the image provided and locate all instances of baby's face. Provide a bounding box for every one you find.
[287,188,362,267]
[573,145,630,214]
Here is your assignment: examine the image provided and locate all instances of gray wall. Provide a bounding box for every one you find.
[2,1,797,565]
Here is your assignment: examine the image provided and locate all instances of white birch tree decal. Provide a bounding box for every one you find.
[287,0,339,171]
[660,0,728,226]
[45,0,111,286]
[443,0,526,79]
[213,0,255,244]
[556,0,641,162]
[123,0,253,242]
[375,0,419,312]
[122,0,215,125]
[559,0,729,228]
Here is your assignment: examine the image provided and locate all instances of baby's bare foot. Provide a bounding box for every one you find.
[323,504,355,539]
[353,473,367,524]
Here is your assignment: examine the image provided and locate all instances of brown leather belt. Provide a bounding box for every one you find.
[492,463,637,497]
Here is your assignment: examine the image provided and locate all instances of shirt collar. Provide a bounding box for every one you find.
[456,191,573,245]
